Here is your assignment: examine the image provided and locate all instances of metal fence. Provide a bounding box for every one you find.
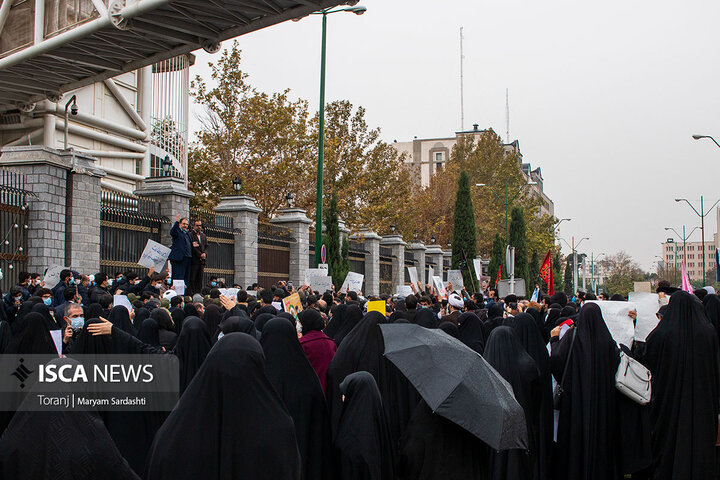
[189,207,236,288]
[100,189,167,274]
[0,168,33,292]
[379,246,393,295]
[258,222,294,289]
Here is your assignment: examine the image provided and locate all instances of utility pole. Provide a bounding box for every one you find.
[460,27,464,132]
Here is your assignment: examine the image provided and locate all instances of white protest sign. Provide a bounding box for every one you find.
[407,266,419,286]
[246,290,257,297]
[473,258,483,281]
[50,329,62,356]
[172,280,185,295]
[447,270,464,292]
[219,288,239,300]
[427,266,434,286]
[43,265,67,289]
[628,292,661,341]
[318,263,329,272]
[113,295,133,312]
[138,239,171,271]
[304,268,327,286]
[272,301,283,311]
[340,272,364,294]
[432,275,447,297]
[396,285,414,297]
[587,300,637,347]
[308,275,333,293]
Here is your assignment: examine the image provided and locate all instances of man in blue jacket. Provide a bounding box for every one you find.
[169,214,192,287]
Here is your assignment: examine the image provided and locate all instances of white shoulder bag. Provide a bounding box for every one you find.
[615,350,651,405]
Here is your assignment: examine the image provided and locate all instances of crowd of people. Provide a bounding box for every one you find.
[0,255,718,480]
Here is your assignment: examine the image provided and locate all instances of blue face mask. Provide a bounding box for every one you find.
[68,278,74,285]
[43,297,52,306]
[217,332,224,340]
[14,296,21,302]
[71,317,84,329]
[166,279,172,285]
[210,281,217,287]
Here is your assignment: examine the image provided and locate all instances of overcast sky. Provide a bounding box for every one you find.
[189,0,720,272]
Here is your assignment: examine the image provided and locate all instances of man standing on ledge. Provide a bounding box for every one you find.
[169,214,192,287]
[189,219,208,295]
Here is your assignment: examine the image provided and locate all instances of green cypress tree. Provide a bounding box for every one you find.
[563,253,574,295]
[325,192,349,284]
[553,252,563,295]
[509,206,529,296]
[528,250,540,296]
[451,171,477,290]
[488,233,504,289]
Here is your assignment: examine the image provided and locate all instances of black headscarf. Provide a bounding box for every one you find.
[183,303,199,318]
[325,303,363,346]
[145,333,301,480]
[644,291,719,480]
[108,306,137,336]
[0,321,10,354]
[174,316,211,394]
[525,306,549,344]
[549,302,620,480]
[298,308,325,333]
[412,308,438,329]
[0,357,141,480]
[326,311,420,457]
[86,303,104,322]
[202,304,222,337]
[11,299,39,335]
[137,318,161,347]
[484,303,506,336]
[504,313,553,480]
[484,326,540,479]
[5,312,58,355]
[702,293,720,343]
[260,318,333,480]
[171,308,186,334]
[31,302,60,330]
[133,307,150,331]
[335,371,395,480]
[438,321,459,338]
[216,312,259,341]
[544,307,562,336]
[254,312,275,333]
[457,312,485,354]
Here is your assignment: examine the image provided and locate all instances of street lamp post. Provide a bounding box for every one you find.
[476,180,536,249]
[590,252,605,294]
[665,225,699,281]
[560,236,589,295]
[674,197,720,283]
[692,134,720,149]
[308,4,366,267]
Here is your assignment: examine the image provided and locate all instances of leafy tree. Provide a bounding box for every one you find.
[563,254,574,295]
[553,252,563,295]
[325,193,349,284]
[488,234,504,289]
[451,171,477,289]
[604,251,645,297]
[528,250,540,295]
[509,206,529,295]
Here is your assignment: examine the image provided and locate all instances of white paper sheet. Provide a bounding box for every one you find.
[304,268,327,286]
[427,266,434,286]
[628,292,660,341]
[308,275,333,293]
[587,300,637,347]
[340,272,364,294]
[138,239,171,271]
[473,258,483,281]
[407,266,419,286]
[396,285,413,297]
[50,329,62,356]
[172,280,185,295]
[272,301,283,311]
[447,270,464,292]
[432,275,447,297]
[113,295,133,312]
[43,265,67,289]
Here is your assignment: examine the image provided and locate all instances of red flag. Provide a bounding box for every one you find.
[495,265,502,287]
[539,250,554,296]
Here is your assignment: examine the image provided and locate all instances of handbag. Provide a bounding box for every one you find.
[553,328,577,410]
[615,350,651,405]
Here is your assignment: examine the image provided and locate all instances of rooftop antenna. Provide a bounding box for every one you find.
[505,88,510,143]
[460,27,465,132]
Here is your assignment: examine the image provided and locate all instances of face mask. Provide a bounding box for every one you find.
[134,280,141,285]
[14,296,21,302]
[180,303,184,310]
[217,332,224,339]
[43,297,52,306]
[107,279,114,286]
[68,278,74,285]
[210,281,217,287]
[166,279,172,285]
[71,317,84,329]
[295,321,302,334]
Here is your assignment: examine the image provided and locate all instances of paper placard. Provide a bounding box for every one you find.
[308,275,333,294]
[427,266,434,286]
[447,270,464,292]
[246,290,257,297]
[340,272,364,294]
[43,265,67,289]
[396,285,413,297]
[367,300,386,315]
[219,288,239,300]
[113,295,133,312]
[473,258,483,281]
[282,293,303,319]
[138,239,171,272]
[587,300,637,347]
[172,280,185,295]
[318,263,329,272]
[272,301,283,311]
[432,275,447,297]
[50,329,62,356]
[407,266,419,286]
[304,268,327,286]
[628,292,660,341]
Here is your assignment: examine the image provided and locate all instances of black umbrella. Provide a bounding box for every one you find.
[380,323,528,450]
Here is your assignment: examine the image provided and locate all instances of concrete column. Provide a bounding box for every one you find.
[0,146,105,274]
[408,242,426,287]
[271,207,312,286]
[214,195,262,289]
[425,244,444,284]
[381,234,407,290]
[134,176,194,244]
[352,230,381,297]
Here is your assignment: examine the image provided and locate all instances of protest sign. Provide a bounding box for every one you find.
[407,266,419,286]
[138,240,171,272]
[447,270,464,292]
[396,285,413,297]
[432,275,447,297]
[473,258,483,281]
[113,295,133,312]
[628,292,661,341]
[219,288,239,300]
[427,266,434,286]
[340,272,364,294]
[304,268,327,285]
[479,276,490,291]
[308,275,333,294]
[587,300,637,347]
[172,280,185,295]
[272,301,283,311]
[50,330,62,356]
[43,265,67,289]
[367,300,386,315]
[282,293,303,319]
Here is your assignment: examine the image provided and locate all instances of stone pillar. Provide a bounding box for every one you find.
[381,234,406,290]
[134,176,194,244]
[214,195,262,289]
[408,242,426,287]
[352,230,381,297]
[425,245,444,284]
[338,219,350,243]
[0,146,105,273]
[442,250,452,279]
[271,207,312,286]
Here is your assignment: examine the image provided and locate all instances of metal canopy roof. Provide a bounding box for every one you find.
[0,0,347,108]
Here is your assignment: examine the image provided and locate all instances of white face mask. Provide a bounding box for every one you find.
[295,321,302,334]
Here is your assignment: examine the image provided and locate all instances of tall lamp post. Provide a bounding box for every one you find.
[308,4,366,267]
[692,134,720,149]
[675,197,720,283]
[476,180,536,249]
[665,225,699,281]
[559,236,589,295]
[589,251,605,294]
